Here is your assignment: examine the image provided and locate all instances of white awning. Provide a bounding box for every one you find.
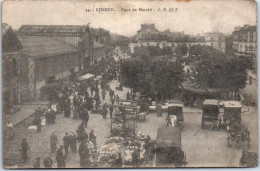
[78,73,94,80]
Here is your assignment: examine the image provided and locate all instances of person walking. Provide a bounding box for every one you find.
[82,109,89,128]
[77,122,85,142]
[50,132,58,153]
[63,132,70,155]
[72,96,78,119]
[90,85,94,96]
[43,157,53,168]
[109,105,114,119]
[95,100,101,111]
[102,106,108,119]
[115,153,123,168]
[156,104,163,117]
[56,145,66,168]
[115,95,119,105]
[70,132,77,153]
[131,149,140,167]
[79,148,90,168]
[36,116,42,133]
[20,138,30,162]
[6,121,14,140]
[89,130,97,153]
[102,89,106,100]
[64,99,71,118]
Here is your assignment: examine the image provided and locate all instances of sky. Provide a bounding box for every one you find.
[2,0,257,36]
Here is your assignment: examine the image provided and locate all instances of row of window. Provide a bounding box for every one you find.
[239,33,255,42]
[140,43,174,47]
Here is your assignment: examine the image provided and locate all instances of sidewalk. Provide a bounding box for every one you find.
[10,101,49,126]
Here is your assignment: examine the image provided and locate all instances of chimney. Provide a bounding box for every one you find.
[244,25,250,29]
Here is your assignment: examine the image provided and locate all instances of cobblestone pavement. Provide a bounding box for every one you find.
[4,111,111,168]
[136,105,258,167]
[3,77,257,168]
[3,78,129,168]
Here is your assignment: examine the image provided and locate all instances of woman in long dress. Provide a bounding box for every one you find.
[6,121,14,140]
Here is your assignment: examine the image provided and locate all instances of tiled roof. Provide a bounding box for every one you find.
[17,35,78,57]
[233,25,256,34]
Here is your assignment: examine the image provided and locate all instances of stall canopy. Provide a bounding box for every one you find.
[156,126,181,148]
[78,73,94,80]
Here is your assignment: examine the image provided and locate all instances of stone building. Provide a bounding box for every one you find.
[17,25,112,73]
[130,24,208,54]
[18,35,80,101]
[203,32,226,53]
[17,25,92,71]
[232,25,257,55]
[2,23,23,114]
[130,24,226,54]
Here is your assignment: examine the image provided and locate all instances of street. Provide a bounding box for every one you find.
[137,106,258,167]
[4,77,257,168]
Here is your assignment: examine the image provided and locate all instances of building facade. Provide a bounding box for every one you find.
[2,23,23,114]
[130,24,226,54]
[18,35,80,101]
[232,25,257,55]
[203,32,226,53]
[17,25,92,71]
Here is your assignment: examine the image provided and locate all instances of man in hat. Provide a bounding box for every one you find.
[70,132,77,154]
[115,153,123,168]
[102,105,108,119]
[50,132,58,153]
[77,122,85,142]
[36,116,42,133]
[89,130,97,152]
[81,107,89,128]
[56,145,66,168]
[20,138,30,162]
[102,89,106,100]
[109,105,114,119]
[156,104,163,117]
[63,132,70,155]
[43,157,53,168]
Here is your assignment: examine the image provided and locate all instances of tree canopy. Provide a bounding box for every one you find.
[175,44,188,57]
[151,58,184,99]
[120,58,145,92]
[192,50,248,92]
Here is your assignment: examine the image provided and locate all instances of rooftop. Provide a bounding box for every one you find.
[17,25,90,34]
[223,101,242,108]
[203,99,219,106]
[233,25,257,34]
[17,35,78,57]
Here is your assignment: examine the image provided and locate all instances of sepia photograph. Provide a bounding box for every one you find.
[1,0,258,168]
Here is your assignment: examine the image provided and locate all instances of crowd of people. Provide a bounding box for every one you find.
[18,57,124,168]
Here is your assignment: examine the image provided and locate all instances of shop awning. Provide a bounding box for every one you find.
[78,73,95,80]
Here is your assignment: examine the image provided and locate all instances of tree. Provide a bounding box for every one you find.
[175,44,188,57]
[151,58,184,102]
[189,44,204,56]
[120,58,145,94]
[192,50,247,96]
